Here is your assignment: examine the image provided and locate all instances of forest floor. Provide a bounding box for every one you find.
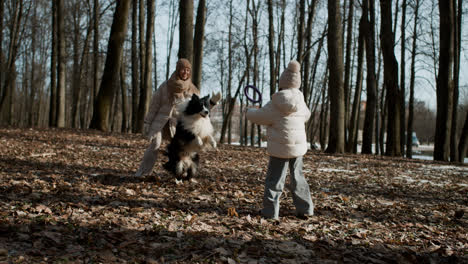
[0,128,467,264]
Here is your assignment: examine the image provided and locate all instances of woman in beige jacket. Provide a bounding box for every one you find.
[246,60,314,220]
[135,59,220,176]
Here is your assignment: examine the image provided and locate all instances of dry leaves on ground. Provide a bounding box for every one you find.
[0,128,467,263]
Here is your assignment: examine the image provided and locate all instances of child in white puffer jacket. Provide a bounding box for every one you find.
[246,60,314,220]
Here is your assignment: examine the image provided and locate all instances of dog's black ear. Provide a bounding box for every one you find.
[191,93,199,100]
[201,95,210,101]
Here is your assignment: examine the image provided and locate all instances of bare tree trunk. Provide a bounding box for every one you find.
[28,5,38,127]
[455,0,464,162]
[0,1,23,124]
[179,0,194,61]
[434,0,454,161]
[406,0,420,158]
[458,111,468,162]
[325,0,345,154]
[380,0,401,156]
[0,0,4,92]
[56,0,66,128]
[192,0,206,90]
[400,0,407,154]
[48,0,58,127]
[71,2,82,128]
[297,0,305,63]
[89,0,131,131]
[362,0,377,154]
[131,0,139,132]
[220,1,234,145]
[267,0,276,97]
[135,0,146,133]
[121,59,128,133]
[343,0,354,146]
[450,0,462,162]
[136,0,155,132]
[302,0,318,104]
[92,0,100,118]
[346,16,364,153]
[165,0,178,80]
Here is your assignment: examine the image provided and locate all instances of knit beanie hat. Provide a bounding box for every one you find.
[278,60,301,89]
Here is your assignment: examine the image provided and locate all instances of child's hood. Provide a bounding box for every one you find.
[272,89,304,114]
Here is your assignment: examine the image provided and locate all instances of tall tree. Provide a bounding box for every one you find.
[451,0,462,161]
[89,0,131,131]
[266,0,276,97]
[49,0,58,127]
[434,0,454,161]
[192,0,206,90]
[297,0,305,63]
[0,1,24,124]
[380,0,401,156]
[346,15,365,153]
[179,0,194,61]
[458,111,468,162]
[325,0,345,154]
[400,0,407,154]
[136,0,155,132]
[361,0,377,154]
[343,0,354,146]
[131,0,138,132]
[56,0,66,128]
[93,0,100,115]
[456,0,464,162]
[406,0,420,158]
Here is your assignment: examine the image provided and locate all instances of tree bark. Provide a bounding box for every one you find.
[380,0,401,156]
[343,0,354,146]
[49,0,58,127]
[179,0,194,62]
[192,0,206,90]
[93,0,100,115]
[400,0,407,154]
[406,0,420,159]
[0,1,23,124]
[136,0,155,133]
[56,0,66,128]
[451,0,462,161]
[455,0,464,162]
[89,0,131,131]
[434,0,454,161]
[346,16,365,153]
[362,0,377,154]
[266,0,276,97]
[458,110,468,162]
[325,0,345,154]
[131,0,139,132]
[121,58,128,133]
[297,0,305,63]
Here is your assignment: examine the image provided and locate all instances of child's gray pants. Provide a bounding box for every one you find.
[261,156,314,219]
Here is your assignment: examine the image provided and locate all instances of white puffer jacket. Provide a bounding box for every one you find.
[246,89,311,159]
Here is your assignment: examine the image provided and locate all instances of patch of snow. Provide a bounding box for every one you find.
[318,168,354,173]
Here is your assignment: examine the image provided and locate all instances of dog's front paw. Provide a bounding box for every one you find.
[195,136,203,147]
[210,138,217,149]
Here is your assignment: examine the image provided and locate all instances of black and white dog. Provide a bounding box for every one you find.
[164,94,216,181]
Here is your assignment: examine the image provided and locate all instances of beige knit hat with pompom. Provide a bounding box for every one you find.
[278,60,301,89]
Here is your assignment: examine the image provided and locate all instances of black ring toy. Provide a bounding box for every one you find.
[244,85,262,104]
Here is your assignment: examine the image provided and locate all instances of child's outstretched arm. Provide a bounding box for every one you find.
[245,103,274,126]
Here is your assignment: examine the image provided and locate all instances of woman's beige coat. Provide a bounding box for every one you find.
[246,88,311,159]
[144,73,199,142]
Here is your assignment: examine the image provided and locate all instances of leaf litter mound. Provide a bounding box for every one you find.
[0,128,466,263]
